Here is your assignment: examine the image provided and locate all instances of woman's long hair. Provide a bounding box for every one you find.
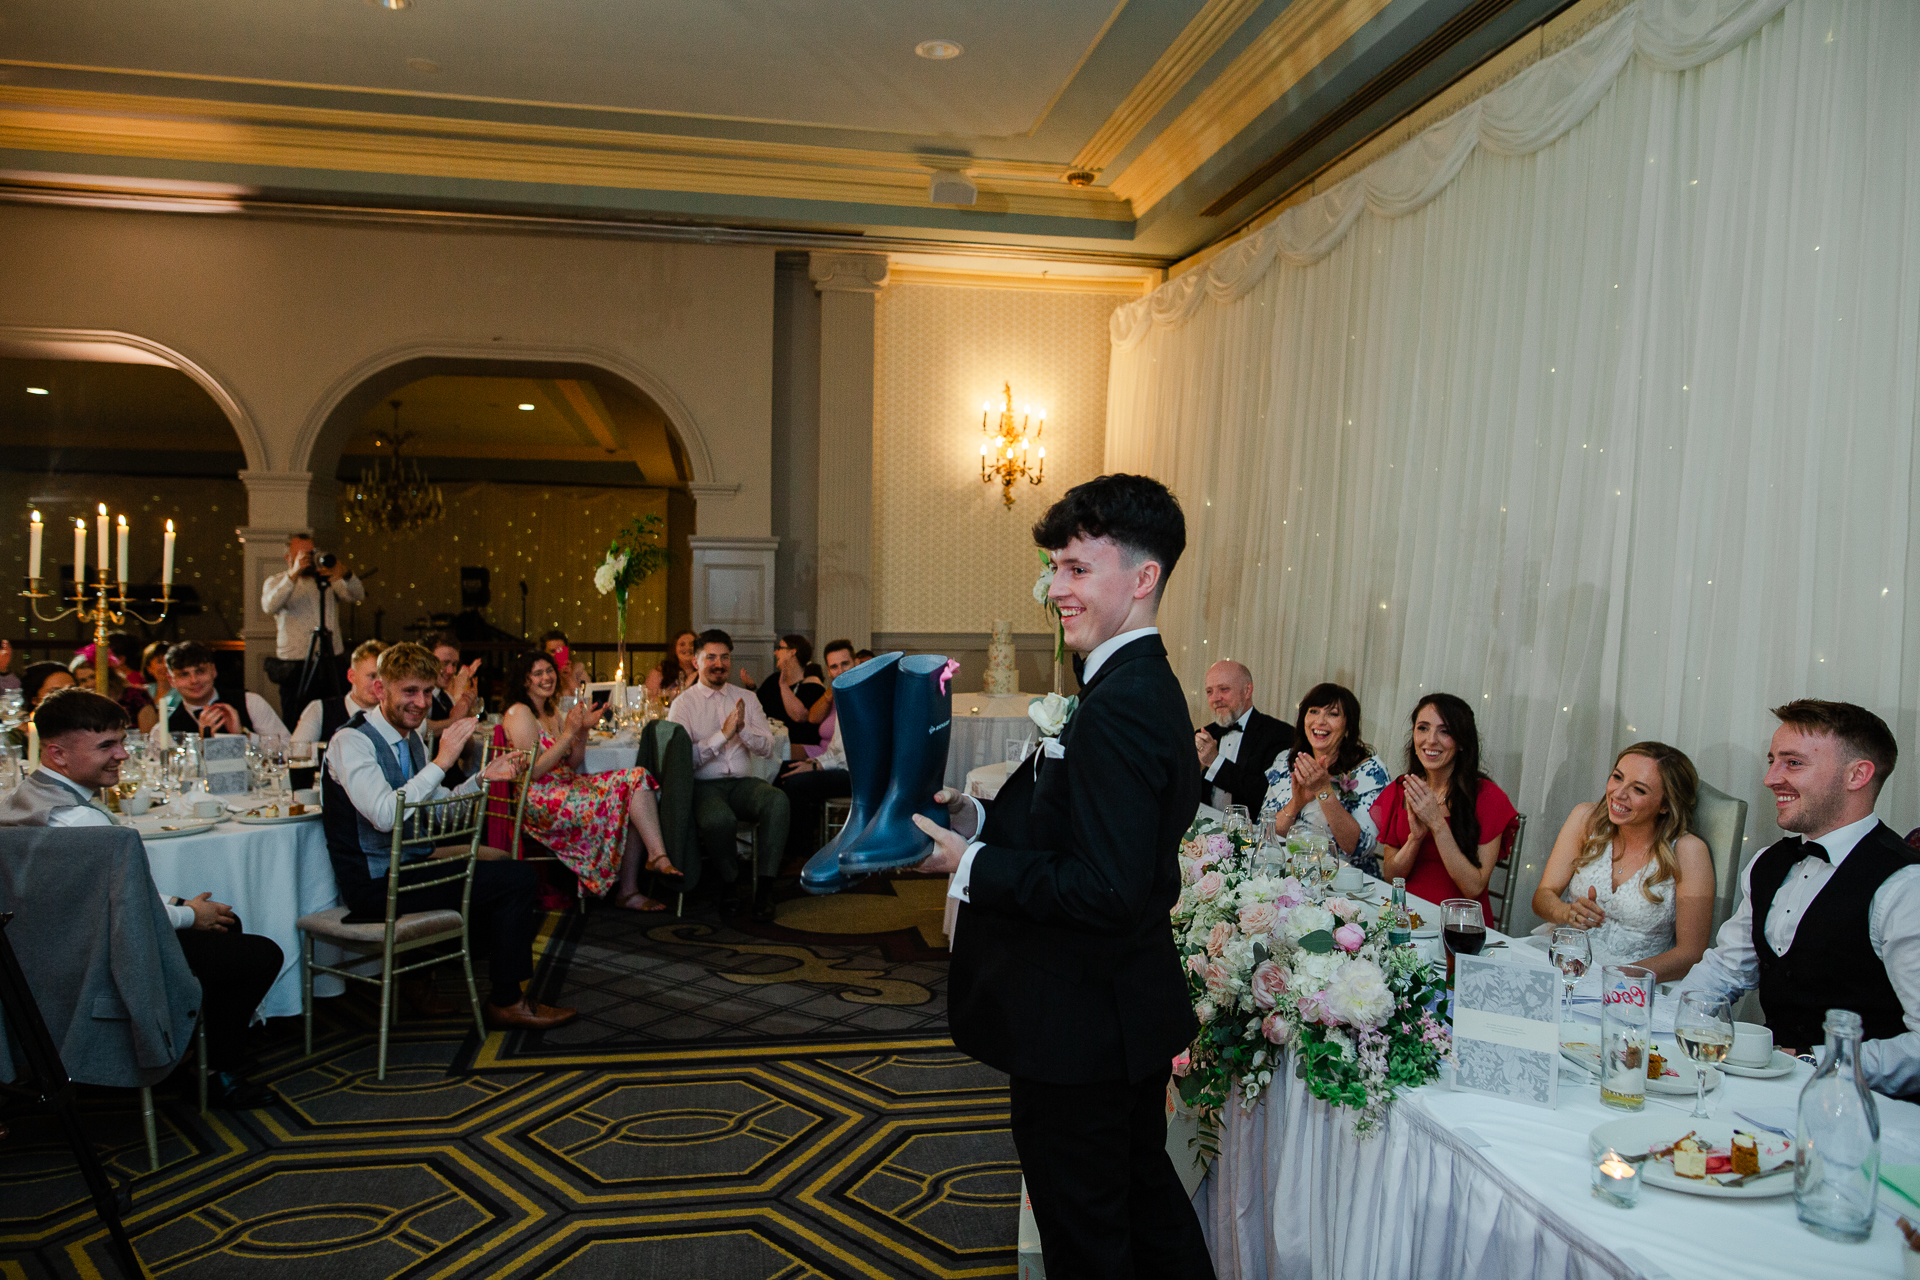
[1572,742,1698,904]
[653,629,697,687]
[1403,693,1487,854]
[504,650,559,720]
[1289,681,1373,778]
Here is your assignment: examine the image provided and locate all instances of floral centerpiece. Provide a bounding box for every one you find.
[592,513,670,679]
[1171,818,1451,1143]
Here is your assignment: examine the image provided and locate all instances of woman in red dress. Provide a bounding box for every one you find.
[1369,693,1517,919]
[502,650,677,912]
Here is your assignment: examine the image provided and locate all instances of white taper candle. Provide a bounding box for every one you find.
[116,515,129,585]
[96,504,109,572]
[28,511,42,580]
[162,520,176,586]
[74,519,86,584]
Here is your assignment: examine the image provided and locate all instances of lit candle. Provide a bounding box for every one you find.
[26,721,38,769]
[162,519,176,586]
[27,511,42,580]
[96,504,109,573]
[74,519,86,584]
[116,515,129,585]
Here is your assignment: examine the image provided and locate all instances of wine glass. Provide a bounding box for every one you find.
[1673,991,1734,1119]
[1223,804,1250,837]
[1548,926,1591,1027]
[1441,898,1486,983]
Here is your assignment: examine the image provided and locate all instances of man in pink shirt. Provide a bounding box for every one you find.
[667,630,790,919]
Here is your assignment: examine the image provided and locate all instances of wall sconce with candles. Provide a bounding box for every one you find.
[22,505,177,696]
[980,382,1045,508]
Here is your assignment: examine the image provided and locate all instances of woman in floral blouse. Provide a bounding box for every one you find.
[1257,681,1392,876]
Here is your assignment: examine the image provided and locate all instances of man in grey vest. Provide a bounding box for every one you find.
[322,642,573,1031]
[1,688,283,1108]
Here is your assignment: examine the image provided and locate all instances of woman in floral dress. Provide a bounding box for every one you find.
[1257,681,1392,877]
[502,650,679,911]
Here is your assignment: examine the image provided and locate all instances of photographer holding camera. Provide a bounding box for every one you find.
[261,532,364,726]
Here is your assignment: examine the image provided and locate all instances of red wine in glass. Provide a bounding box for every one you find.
[1443,924,1488,955]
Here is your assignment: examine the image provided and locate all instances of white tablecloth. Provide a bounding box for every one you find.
[948,693,1037,791]
[582,726,786,780]
[142,817,345,1018]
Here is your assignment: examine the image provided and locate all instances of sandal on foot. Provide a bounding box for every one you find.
[644,851,684,878]
[612,892,668,912]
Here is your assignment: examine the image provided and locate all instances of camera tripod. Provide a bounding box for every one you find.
[293,576,345,707]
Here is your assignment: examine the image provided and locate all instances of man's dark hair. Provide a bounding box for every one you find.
[779,633,814,668]
[697,629,734,652]
[33,687,130,738]
[822,639,855,663]
[538,628,570,647]
[165,640,217,672]
[1031,473,1186,595]
[854,649,875,662]
[429,631,462,654]
[1772,699,1899,793]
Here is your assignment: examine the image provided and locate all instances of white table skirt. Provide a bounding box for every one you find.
[1196,1041,1916,1280]
[142,817,346,1018]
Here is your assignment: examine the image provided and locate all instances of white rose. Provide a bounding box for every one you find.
[1028,691,1076,737]
[1033,564,1055,605]
[1283,903,1335,943]
[592,561,618,595]
[1323,959,1396,1028]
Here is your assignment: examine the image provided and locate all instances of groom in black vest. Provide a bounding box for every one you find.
[915,474,1213,1279]
[1675,699,1919,1096]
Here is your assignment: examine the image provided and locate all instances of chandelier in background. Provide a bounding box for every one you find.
[980,382,1045,508]
[342,399,446,533]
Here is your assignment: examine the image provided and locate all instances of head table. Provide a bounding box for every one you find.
[1192,878,1917,1280]
[136,811,346,1019]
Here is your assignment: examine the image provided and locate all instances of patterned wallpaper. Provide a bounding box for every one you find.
[873,282,1124,633]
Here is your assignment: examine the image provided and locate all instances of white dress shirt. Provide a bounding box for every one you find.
[325,705,482,832]
[42,767,196,929]
[1205,706,1252,785]
[260,568,365,660]
[1675,811,1920,1096]
[668,681,775,780]
[946,627,1161,912]
[292,692,378,746]
[149,691,289,750]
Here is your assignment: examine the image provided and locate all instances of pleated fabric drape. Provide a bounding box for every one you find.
[1106,0,1920,932]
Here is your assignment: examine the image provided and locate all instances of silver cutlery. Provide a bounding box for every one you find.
[1715,1163,1793,1188]
[1734,1110,1794,1139]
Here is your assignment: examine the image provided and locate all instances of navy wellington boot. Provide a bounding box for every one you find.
[836,653,954,874]
[799,652,903,895]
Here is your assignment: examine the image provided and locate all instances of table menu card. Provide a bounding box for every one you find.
[1452,951,1560,1109]
[200,734,249,796]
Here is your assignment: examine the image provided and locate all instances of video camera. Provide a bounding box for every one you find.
[298,550,339,580]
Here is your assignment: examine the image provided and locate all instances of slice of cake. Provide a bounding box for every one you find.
[1730,1131,1760,1176]
[1671,1136,1707,1179]
[1647,1051,1666,1080]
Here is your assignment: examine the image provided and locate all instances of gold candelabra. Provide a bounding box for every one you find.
[21,509,176,695]
[980,382,1046,508]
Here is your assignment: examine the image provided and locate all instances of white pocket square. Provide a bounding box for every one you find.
[1042,738,1066,758]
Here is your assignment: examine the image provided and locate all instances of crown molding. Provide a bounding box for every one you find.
[0,85,1132,223]
[886,265,1152,295]
[1110,0,1392,214]
[1071,0,1266,176]
[809,251,890,293]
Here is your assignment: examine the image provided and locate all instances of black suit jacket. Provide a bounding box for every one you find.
[948,634,1202,1085]
[1203,708,1292,814]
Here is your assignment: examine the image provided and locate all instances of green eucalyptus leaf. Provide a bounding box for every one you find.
[1297,929,1336,954]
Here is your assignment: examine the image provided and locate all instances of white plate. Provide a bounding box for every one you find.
[119,817,219,839]
[1560,1040,1722,1094]
[1718,1050,1799,1079]
[1588,1115,1795,1198]
[233,807,322,825]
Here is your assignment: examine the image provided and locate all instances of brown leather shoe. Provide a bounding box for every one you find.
[483,998,578,1031]
[399,976,463,1018]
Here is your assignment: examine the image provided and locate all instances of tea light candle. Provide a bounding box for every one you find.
[1590,1143,1641,1208]
[116,515,129,585]
[27,511,42,580]
[162,520,176,586]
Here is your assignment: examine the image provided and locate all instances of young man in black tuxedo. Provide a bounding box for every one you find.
[915,474,1214,1280]
[1193,659,1293,814]
[1674,699,1920,1095]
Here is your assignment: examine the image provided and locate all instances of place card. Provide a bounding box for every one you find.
[1451,951,1560,1109]
[199,733,250,796]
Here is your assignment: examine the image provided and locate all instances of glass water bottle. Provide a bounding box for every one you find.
[1795,1008,1879,1242]
[1388,877,1411,947]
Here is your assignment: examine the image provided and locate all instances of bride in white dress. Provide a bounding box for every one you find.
[1530,742,1716,982]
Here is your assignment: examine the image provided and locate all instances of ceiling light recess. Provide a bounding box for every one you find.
[915,40,963,60]
[26,387,49,395]
[518,403,536,411]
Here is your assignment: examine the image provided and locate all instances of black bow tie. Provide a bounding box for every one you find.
[1795,838,1829,864]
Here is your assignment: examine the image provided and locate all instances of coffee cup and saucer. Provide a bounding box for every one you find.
[1717,1020,1797,1078]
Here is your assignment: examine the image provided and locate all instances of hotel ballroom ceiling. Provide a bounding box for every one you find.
[0,0,1574,264]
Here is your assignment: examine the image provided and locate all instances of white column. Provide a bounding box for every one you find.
[809,250,887,652]
[687,535,781,680]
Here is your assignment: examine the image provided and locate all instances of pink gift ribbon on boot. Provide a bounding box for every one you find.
[937,658,961,695]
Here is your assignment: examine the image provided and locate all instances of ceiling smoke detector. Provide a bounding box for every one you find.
[1064,169,1097,187]
[928,171,977,206]
[915,40,963,60]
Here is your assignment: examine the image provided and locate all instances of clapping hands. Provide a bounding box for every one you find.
[564,698,605,740]
[197,703,242,736]
[449,658,482,702]
[1403,776,1450,834]
[481,749,528,784]
[1291,751,1329,796]
[721,699,746,741]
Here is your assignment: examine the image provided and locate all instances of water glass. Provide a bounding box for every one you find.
[1674,991,1733,1118]
[1598,964,1657,1110]
[1549,926,1591,1025]
[1223,804,1251,837]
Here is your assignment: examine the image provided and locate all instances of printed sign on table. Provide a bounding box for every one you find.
[200,733,250,796]
[1451,951,1560,1109]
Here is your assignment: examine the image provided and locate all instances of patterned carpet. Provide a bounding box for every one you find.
[0,877,1020,1279]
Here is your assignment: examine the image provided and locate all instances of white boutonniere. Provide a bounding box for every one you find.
[1028,691,1078,739]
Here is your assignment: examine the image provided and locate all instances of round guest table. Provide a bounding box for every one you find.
[947,693,1037,791]
[138,815,346,1018]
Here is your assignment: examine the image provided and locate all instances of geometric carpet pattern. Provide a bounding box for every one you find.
[0,887,1019,1279]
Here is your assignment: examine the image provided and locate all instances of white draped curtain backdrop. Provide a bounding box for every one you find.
[1107,0,1919,933]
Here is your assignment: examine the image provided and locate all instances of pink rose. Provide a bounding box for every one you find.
[1205,921,1236,957]
[1204,961,1235,1000]
[1195,871,1225,901]
[1297,991,1334,1025]
[1204,833,1232,858]
[1273,876,1304,908]
[1261,1012,1293,1045]
[1327,897,1363,923]
[1238,901,1279,937]
[1333,923,1366,953]
[1250,960,1287,1010]
[1186,952,1209,979]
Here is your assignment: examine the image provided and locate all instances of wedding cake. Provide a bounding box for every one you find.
[983,619,1019,695]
